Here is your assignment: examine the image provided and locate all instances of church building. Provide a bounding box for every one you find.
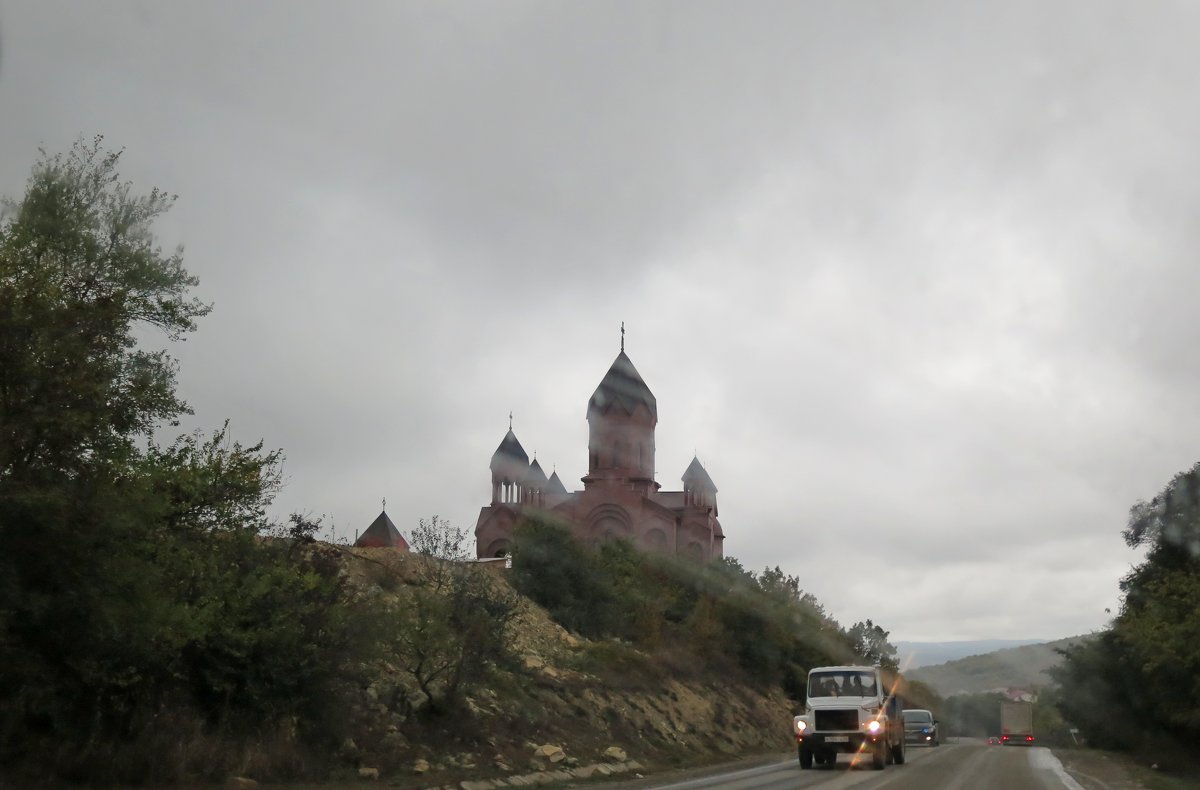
[474,338,723,561]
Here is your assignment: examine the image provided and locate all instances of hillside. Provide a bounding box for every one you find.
[895,639,1049,668]
[906,635,1092,697]
[328,546,797,787]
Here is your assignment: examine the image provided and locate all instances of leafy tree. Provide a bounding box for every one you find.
[1051,633,1147,750]
[0,136,209,482]
[1105,464,1200,743]
[410,514,471,560]
[0,138,215,764]
[846,619,899,671]
[755,565,802,603]
[0,138,358,783]
[509,514,619,637]
[1052,461,1200,762]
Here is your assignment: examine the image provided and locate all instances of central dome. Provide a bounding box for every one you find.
[588,351,657,419]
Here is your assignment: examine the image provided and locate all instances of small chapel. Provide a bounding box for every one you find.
[474,333,724,561]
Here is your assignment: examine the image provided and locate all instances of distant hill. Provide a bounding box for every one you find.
[904,636,1092,697]
[896,639,1049,669]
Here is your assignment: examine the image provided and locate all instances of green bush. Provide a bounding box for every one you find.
[510,515,622,637]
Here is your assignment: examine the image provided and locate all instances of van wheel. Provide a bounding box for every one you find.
[798,746,812,769]
[873,740,887,770]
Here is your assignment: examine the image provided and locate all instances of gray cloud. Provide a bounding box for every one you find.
[2,0,1197,642]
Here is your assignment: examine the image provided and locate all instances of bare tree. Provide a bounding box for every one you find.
[384,517,517,716]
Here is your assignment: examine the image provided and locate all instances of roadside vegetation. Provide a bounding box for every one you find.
[0,139,907,786]
[509,513,896,697]
[0,138,370,784]
[1052,462,1200,773]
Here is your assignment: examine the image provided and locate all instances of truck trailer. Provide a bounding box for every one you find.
[999,701,1035,746]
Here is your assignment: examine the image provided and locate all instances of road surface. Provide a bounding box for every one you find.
[629,740,1085,790]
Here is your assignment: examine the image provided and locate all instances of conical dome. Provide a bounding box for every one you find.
[682,455,717,491]
[355,510,410,549]
[490,429,529,468]
[490,428,529,484]
[524,458,548,487]
[546,470,568,494]
[588,351,657,419]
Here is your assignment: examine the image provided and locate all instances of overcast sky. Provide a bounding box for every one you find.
[3,1,1198,644]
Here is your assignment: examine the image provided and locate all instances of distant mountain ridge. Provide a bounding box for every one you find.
[903,636,1092,697]
[896,639,1050,669]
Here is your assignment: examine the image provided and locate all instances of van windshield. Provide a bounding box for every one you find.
[808,670,877,698]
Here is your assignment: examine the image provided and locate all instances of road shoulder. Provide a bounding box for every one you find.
[1053,746,1200,790]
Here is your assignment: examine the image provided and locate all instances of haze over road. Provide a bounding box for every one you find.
[626,741,1084,790]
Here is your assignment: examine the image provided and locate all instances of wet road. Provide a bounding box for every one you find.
[632,740,1085,790]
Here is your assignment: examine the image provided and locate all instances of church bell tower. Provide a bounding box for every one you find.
[582,325,658,495]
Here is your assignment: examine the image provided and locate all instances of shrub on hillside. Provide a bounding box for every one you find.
[380,517,519,717]
[509,514,622,637]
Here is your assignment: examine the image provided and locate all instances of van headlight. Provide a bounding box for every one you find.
[866,720,881,734]
[794,718,808,734]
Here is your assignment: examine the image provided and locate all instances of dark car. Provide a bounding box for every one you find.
[901,709,940,746]
[988,736,1001,745]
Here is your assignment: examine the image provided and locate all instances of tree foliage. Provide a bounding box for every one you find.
[509,514,622,638]
[0,139,357,784]
[0,136,209,481]
[846,619,899,672]
[1052,461,1200,762]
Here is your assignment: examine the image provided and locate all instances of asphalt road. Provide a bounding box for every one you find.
[630,740,1085,790]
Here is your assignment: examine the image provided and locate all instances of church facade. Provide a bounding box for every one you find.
[474,343,723,561]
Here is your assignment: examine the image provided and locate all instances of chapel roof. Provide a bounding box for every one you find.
[355,510,410,550]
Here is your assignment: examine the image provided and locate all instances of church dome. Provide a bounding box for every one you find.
[490,428,529,483]
[490,429,528,467]
[588,351,657,419]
